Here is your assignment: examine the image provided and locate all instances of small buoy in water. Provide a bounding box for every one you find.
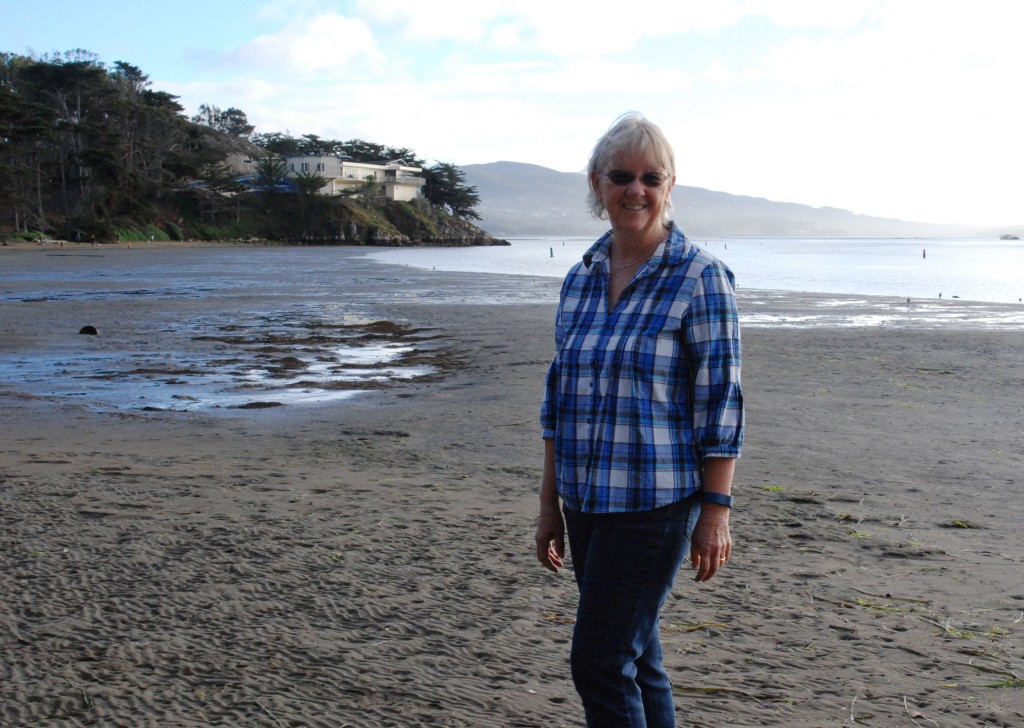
[79,325,99,335]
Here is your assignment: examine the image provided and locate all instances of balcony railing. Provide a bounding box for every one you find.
[384,173,425,186]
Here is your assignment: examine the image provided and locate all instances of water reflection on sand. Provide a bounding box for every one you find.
[740,290,1024,329]
[4,311,445,413]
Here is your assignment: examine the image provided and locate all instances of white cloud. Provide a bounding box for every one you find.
[254,0,325,22]
[488,23,527,50]
[217,13,383,77]
[701,60,734,84]
[354,0,497,42]
[349,0,880,58]
[446,58,692,97]
[688,0,1024,224]
[349,1,670,56]
[166,78,282,109]
[738,0,879,29]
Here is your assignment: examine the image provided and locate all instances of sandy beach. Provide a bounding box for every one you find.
[2,249,1024,726]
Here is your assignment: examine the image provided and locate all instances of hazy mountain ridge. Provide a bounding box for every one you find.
[461,162,1015,239]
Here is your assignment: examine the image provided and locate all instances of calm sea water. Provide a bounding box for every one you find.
[367,236,1024,305]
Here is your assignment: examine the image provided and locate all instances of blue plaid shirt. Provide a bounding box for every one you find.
[541,223,744,513]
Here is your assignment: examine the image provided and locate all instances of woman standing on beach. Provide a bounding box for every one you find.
[535,113,744,727]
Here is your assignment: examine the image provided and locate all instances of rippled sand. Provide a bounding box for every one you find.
[2,247,1024,726]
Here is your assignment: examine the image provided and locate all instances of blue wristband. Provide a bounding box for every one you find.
[699,491,733,509]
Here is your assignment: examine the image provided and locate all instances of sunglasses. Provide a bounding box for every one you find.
[605,170,668,187]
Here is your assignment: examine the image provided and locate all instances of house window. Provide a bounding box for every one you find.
[301,162,310,172]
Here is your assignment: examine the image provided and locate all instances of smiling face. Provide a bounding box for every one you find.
[591,152,676,244]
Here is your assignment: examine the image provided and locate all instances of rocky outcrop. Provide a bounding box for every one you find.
[163,190,509,246]
[331,199,509,246]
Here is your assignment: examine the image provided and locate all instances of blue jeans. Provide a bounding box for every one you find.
[563,498,700,728]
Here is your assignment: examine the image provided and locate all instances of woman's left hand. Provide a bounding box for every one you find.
[690,505,732,582]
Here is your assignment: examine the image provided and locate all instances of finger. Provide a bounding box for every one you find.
[538,539,563,573]
[548,546,563,572]
[693,553,726,582]
[692,551,717,569]
[536,538,551,567]
[692,553,709,581]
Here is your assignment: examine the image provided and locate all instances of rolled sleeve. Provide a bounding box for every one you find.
[686,263,744,458]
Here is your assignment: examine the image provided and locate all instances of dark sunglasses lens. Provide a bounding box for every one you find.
[607,171,634,185]
[606,171,665,186]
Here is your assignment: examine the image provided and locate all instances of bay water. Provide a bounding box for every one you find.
[366,236,1024,306]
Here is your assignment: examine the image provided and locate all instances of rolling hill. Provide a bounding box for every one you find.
[460,161,998,239]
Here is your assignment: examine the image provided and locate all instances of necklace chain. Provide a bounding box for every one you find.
[609,234,665,271]
[610,252,653,270]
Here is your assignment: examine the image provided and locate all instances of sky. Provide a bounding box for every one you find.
[3,0,1023,227]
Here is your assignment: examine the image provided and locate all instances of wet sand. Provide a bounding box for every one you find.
[2,254,1024,726]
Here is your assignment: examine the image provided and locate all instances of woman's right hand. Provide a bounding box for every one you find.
[536,440,565,573]
[535,509,565,573]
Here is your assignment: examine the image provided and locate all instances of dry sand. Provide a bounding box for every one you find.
[2,265,1024,726]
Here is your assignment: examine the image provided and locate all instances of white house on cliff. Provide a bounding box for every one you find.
[282,156,425,202]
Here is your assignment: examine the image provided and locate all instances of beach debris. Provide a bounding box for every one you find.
[78,325,99,335]
[543,611,576,625]
[903,696,939,727]
[919,615,975,639]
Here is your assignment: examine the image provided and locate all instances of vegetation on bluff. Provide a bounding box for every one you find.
[0,50,492,245]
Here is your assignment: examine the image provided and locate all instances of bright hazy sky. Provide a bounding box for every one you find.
[4,0,1022,227]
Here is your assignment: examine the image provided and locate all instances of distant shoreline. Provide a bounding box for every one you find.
[1,237,510,251]
[1,239,273,251]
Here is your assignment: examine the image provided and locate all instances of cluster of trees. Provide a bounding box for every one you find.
[0,50,481,242]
